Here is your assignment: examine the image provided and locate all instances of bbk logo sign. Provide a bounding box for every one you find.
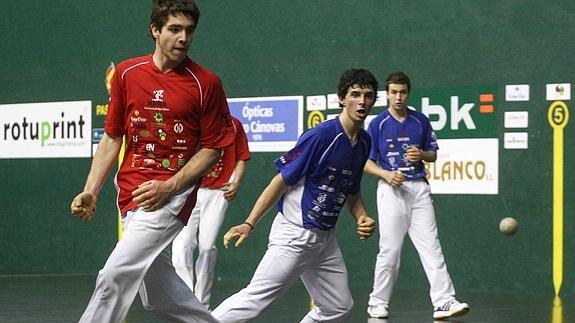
[422,96,475,130]
[408,86,499,195]
[0,100,92,158]
[409,86,498,139]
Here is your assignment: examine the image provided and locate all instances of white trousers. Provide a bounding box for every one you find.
[79,188,217,323]
[369,179,456,308]
[172,187,228,307]
[212,214,353,323]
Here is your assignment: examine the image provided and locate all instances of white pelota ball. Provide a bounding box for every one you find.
[499,217,519,236]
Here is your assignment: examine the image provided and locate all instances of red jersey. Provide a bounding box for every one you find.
[105,54,234,222]
[201,116,251,189]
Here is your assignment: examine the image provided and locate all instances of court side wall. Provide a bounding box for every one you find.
[0,1,573,296]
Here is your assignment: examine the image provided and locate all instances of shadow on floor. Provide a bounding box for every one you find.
[0,274,572,323]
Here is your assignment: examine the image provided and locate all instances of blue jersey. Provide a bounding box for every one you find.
[274,117,371,230]
[367,109,438,180]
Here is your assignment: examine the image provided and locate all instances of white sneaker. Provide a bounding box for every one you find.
[367,304,389,318]
[433,299,470,319]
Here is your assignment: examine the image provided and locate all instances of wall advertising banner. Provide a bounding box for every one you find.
[0,100,92,158]
[425,138,499,194]
[228,96,303,152]
[407,86,500,194]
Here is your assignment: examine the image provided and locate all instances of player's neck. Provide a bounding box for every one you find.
[339,114,361,144]
[152,52,180,73]
[388,106,408,121]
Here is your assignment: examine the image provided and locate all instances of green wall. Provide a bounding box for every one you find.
[0,0,574,296]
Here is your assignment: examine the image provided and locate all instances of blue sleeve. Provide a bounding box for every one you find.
[367,118,380,160]
[273,127,322,186]
[422,117,439,151]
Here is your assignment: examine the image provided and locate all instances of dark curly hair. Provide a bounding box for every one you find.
[337,69,379,107]
[150,0,200,36]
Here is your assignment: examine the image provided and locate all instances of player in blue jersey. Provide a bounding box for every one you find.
[365,72,469,320]
[211,68,378,323]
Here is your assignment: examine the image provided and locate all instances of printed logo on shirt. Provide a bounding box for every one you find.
[318,184,335,192]
[205,159,224,178]
[138,156,156,168]
[153,112,164,123]
[152,90,164,102]
[130,110,147,125]
[389,156,397,168]
[154,128,168,141]
[279,147,301,164]
[140,130,151,137]
[172,138,188,151]
[161,159,170,168]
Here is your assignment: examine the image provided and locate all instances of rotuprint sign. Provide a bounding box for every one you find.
[0,100,92,158]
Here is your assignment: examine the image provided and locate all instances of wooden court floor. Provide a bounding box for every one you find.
[0,274,573,322]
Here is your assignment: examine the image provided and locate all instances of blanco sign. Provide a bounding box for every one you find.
[0,101,92,158]
[425,138,498,194]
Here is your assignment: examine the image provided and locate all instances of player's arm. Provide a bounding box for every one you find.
[364,159,404,187]
[132,147,222,211]
[346,193,375,240]
[223,173,288,248]
[70,133,123,221]
[223,160,247,201]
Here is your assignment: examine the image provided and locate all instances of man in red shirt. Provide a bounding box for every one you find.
[70,1,233,322]
[172,116,250,309]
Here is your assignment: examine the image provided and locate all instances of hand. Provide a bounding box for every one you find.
[222,181,240,201]
[356,215,375,240]
[223,222,253,248]
[132,180,176,212]
[385,170,405,187]
[71,192,97,221]
[406,146,422,163]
